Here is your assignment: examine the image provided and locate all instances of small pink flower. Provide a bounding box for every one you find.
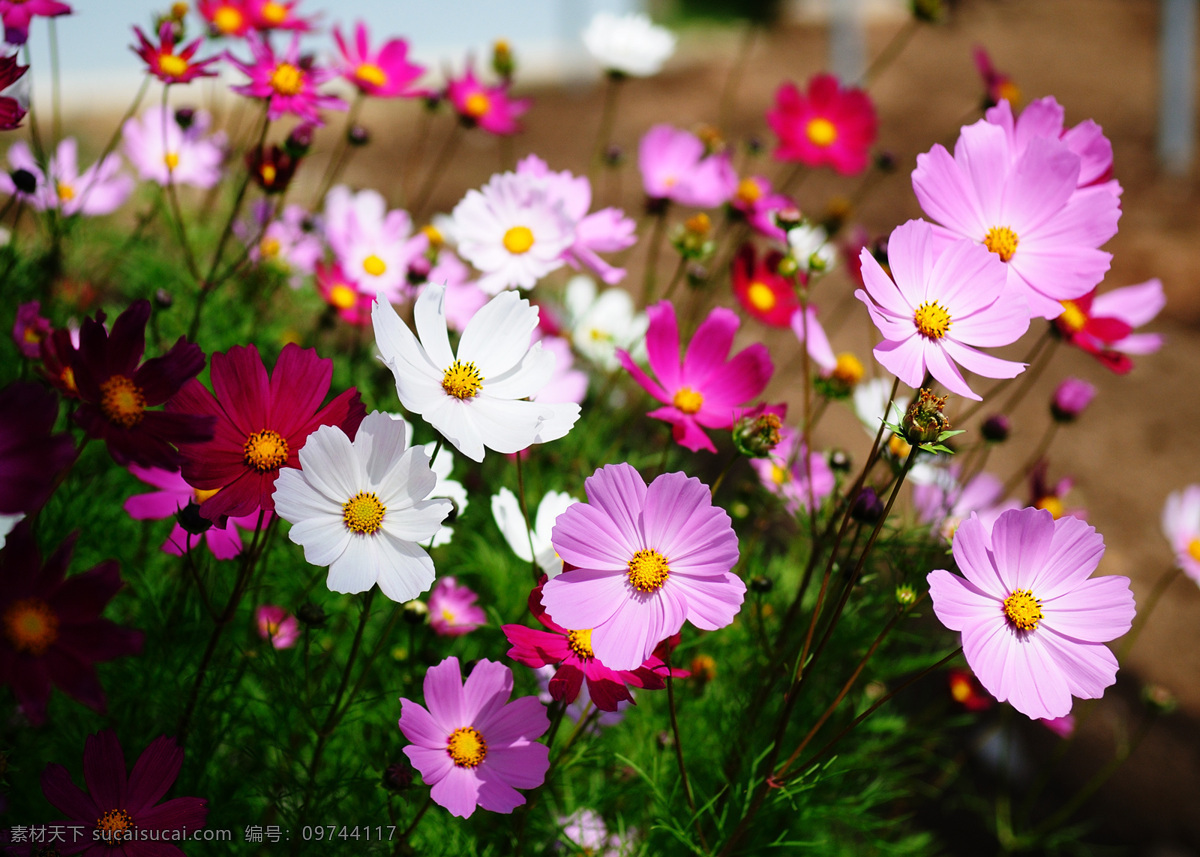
[1162,484,1200,584]
[1055,280,1165,374]
[256,605,299,648]
[0,0,70,45]
[914,468,1019,543]
[132,21,219,84]
[445,61,529,136]
[322,185,426,300]
[1050,377,1095,422]
[399,656,549,818]
[767,73,877,176]
[749,428,834,515]
[0,138,133,217]
[227,33,347,126]
[638,124,736,208]
[729,175,794,242]
[316,262,373,326]
[618,301,772,453]
[333,21,425,98]
[973,46,1020,110]
[428,576,486,636]
[13,301,50,359]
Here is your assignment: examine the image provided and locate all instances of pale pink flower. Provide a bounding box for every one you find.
[122,106,226,189]
[323,185,426,300]
[749,428,834,515]
[1162,485,1200,584]
[428,576,486,636]
[0,138,132,216]
[256,605,299,648]
[638,125,737,208]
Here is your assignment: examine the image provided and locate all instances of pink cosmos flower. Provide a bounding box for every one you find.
[1161,485,1200,584]
[1054,279,1165,374]
[323,185,426,300]
[316,261,373,326]
[729,175,793,242]
[638,124,737,208]
[239,202,323,289]
[531,335,588,406]
[122,106,226,189]
[0,0,70,45]
[445,62,530,136]
[913,467,1018,543]
[39,730,207,853]
[0,138,132,216]
[767,73,877,176]
[973,46,1020,110]
[333,22,425,98]
[399,656,549,818]
[618,301,773,453]
[198,0,251,37]
[541,463,745,671]
[227,33,347,126]
[256,605,299,648]
[912,117,1121,319]
[13,301,50,358]
[855,219,1029,400]
[927,507,1135,721]
[984,96,1118,195]
[428,576,486,636]
[247,0,316,32]
[749,428,834,515]
[123,465,266,560]
[132,21,219,85]
[1050,377,1096,422]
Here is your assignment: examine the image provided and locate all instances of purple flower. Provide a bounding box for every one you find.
[1050,377,1096,422]
[0,138,132,216]
[428,576,486,636]
[638,125,736,208]
[985,96,1119,195]
[13,301,50,358]
[256,605,299,649]
[1161,484,1200,584]
[927,507,1135,720]
[399,657,549,818]
[749,427,834,515]
[0,381,75,515]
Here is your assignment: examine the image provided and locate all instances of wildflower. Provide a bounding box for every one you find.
[1054,280,1165,374]
[427,576,486,636]
[947,667,992,712]
[973,46,1020,109]
[245,144,297,193]
[247,0,315,32]
[333,21,425,98]
[1050,377,1096,422]
[168,342,366,521]
[0,524,143,725]
[228,33,347,126]
[731,244,798,327]
[372,284,581,462]
[242,201,322,287]
[558,809,627,857]
[0,0,70,45]
[492,487,578,577]
[0,382,75,516]
[256,605,299,648]
[399,657,549,818]
[618,301,773,453]
[0,138,133,216]
[855,219,1029,400]
[0,54,27,129]
[39,730,207,849]
[541,463,745,671]
[273,412,451,602]
[914,467,1018,543]
[582,11,676,77]
[1028,460,1083,520]
[13,301,49,358]
[563,275,648,371]
[70,300,212,471]
[785,221,838,273]
[445,61,530,135]
[749,427,835,514]
[1161,485,1200,584]
[729,174,794,241]
[132,21,219,84]
[324,184,427,300]
[639,124,737,208]
[316,262,373,326]
[985,95,1118,194]
[198,0,251,37]
[732,403,785,458]
[122,106,226,189]
[927,507,1135,720]
[767,73,878,176]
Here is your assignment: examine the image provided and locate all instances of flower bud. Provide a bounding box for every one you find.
[347,124,370,147]
[829,449,851,472]
[10,168,36,194]
[690,654,716,684]
[895,584,917,606]
[491,38,515,80]
[175,501,212,536]
[902,388,950,446]
[1050,377,1096,423]
[603,144,624,168]
[154,288,174,309]
[733,409,783,458]
[910,0,945,23]
[981,413,1010,442]
[851,486,883,523]
[749,575,773,593]
[284,123,314,158]
[402,599,429,625]
[174,107,195,129]
[1142,683,1177,714]
[296,601,327,628]
[382,761,413,793]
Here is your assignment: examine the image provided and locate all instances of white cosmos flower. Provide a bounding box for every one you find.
[563,275,648,371]
[583,11,676,78]
[391,414,469,548]
[272,412,453,602]
[491,487,578,577]
[373,283,581,462]
[786,222,837,274]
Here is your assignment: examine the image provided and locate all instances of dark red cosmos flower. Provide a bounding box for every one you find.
[0,382,75,515]
[131,21,220,85]
[502,580,673,711]
[731,243,799,328]
[1053,288,1135,374]
[40,729,207,855]
[168,343,366,521]
[70,300,213,471]
[38,326,81,399]
[0,523,143,725]
[0,53,29,130]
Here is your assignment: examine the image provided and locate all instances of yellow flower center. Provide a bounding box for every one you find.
[567,628,594,660]
[914,301,952,340]
[770,464,789,486]
[3,598,59,655]
[362,254,387,277]
[158,54,189,78]
[260,163,278,186]
[21,325,41,344]
[100,375,147,428]
[1187,538,1200,563]
[355,62,388,88]
[96,808,135,844]
[171,2,189,19]
[502,225,534,254]
[342,491,386,535]
[464,92,490,118]
[805,117,838,147]
[259,237,281,259]
[243,429,289,473]
[163,151,181,170]
[441,360,484,400]
[261,0,287,24]
[421,224,444,247]
[213,6,244,33]
[1057,300,1088,334]
[1002,588,1043,632]
[735,177,763,205]
[949,673,973,703]
[627,549,670,593]
[983,226,1019,262]
[832,352,864,386]
[56,181,75,202]
[672,387,703,415]
[329,284,357,310]
[60,366,77,394]
[270,62,303,96]
[746,281,776,312]
[997,80,1022,107]
[1035,496,1064,519]
[888,434,911,459]
[447,726,487,768]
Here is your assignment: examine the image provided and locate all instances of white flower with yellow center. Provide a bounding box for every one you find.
[491,487,578,577]
[272,412,452,602]
[373,283,581,462]
[563,275,648,371]
[582,11,676,78]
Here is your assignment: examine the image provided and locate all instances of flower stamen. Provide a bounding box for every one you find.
[3,598,59,655]
[243,429,289,472]
[447,726,487,768]
[567,628,594,660]
[441,360,484,400]
[96,808,135,844]
[984,226,1019,262]
[914,301,952,340]
[746,282,776,312]
[100,375,147,428]
[1003,588,1042,631]
[342,491,386,535]
[672,386,703,414]
[355,63,387,88]
[805,117,838,147]
[627,549,669,593]
[502,226,534,254]
[270,62,303,96]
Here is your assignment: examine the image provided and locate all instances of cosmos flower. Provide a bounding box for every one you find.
[973,46,1020,110]
[639,124,737,208]
[927,507,1135,720]
[558,809,628,857]
[323,184,427,300]
[0,54,28,129]
[491,487,578,577]
[731,243,798,327]
[241,201,323,288]
[122,106,226,189]
[1162,484,1200,586]
[582,11,676,77]
[256,605,299,648]
[445,61,530,136]
[729,175,793,242]
[0,381,74,516]
[1054,279,1165,374]
[427,576,486,636]
[913,466,1018,543]
[748,428,835,515]
[333,21,425,98]
[227,33,347,126]
[399,657,549,818]
[247,0,316,32]
[0,0,70,45]
[984,96,1118,194]
[0,138,133,216]
[1050,377,1096,422]
[198,0,251,37]
[316,261,373,326]
[562,275,648,371]
[767,73,878,175]
[132,21,219,84]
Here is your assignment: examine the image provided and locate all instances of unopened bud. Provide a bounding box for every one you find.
[749,575,773,593]
[174,107,195,129]
[296,601,327,628]
[1050,377,1095,423]
[491,38,515,80]
[402,599,429,625]
[176,501,212,536]
[382,761,413,793]
[602,144,624,168]
[774,206,803,231]
[981,414,1010,442]
[851,487,883,523]
[11,168,36,194]
[910,0,944,23]
[154,288,173,309]
[284,123,314,158]
[895,584,917,606]
[347,124,370,147]
[1142,683,1177,714]
[733,409,783,458]
[902,388,950,446]
[829,449,851,472]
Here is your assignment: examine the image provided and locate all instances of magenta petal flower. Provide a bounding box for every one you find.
[256,605,299,648]
[0,0,70,45]
[618,301,772,453]
[855,219,1029,400]
[399,657,550,818]
[40,729,207,855]
[927,507,1136,721]
[0,381,75,515]
[333,21,425,98]
[541,463,744,671]
[428,576,486,636]
[638,125,737,208]
[227,33,347,126]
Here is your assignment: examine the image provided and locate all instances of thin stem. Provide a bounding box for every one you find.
[1118,566,1183,661]
[410,122,463,218]
[73,76,152,216]
[48,18,61,144]
[858,18,920,88]
[716,24,759,129]
[1000,421,1058,497]
[515,451,539,581]
[398,795,433,843]
[160,87,202,283]
[666,650,708,851]
[640,206,669,306]
[589,72,623,185]
[957,328,1055,424]
[313,92,365,205]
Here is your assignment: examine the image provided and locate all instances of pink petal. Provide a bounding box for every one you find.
[927,568,999,633]
[1043,575,1134,642]
[989,507,1056,591]
[644,301,682,391]
[680,307,737,385]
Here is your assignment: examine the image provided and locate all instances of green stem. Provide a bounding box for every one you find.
[640,205,669,306]
[666,649,708,850]
[589,72,624,185]
[410,122,463,218]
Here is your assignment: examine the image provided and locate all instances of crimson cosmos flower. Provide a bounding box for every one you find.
[731,243,799,328]
[132,21,220,85]
[0,382,75,515]
[0,53,29,130]
[168,342,366,521]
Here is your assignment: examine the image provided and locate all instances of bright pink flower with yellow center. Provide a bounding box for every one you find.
[227,33,347,126]
[618,301,773,453]
[132,21,219,84]
[446,62,530,136]
[731,243,798,327]
[333,21,425,98]
[767,73,877,176]
[1053,280,1165,374]
[198,0,251,37]
[247,0,315,32]
[0,0,70,45]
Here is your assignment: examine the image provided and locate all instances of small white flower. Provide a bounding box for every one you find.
[491,487,577,577]
[583,11,676,78]
[272,412,453,603]
[785,222,837,274]
[373,283,581,462]
[563,275,649,371]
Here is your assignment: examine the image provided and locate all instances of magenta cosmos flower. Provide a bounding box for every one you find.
[541,463,744,671]
[228,33,347,126]
[168,343,366,521]
[333,21,425,98]
[256,605,299,648]
[855,219,1029,400]
[0,382,74,516]
[0,54,27,130]
[428,576,486,636]
[1054,279,1165,374]
[618,301,773,453]
[0,524,143,725]
[0,0,69,45]
[399,656,549,818]
[927,507,1135,720]
[71,300,213,471]
[638,124,736,208]
[198,0,251,37]
[731,243,798,327]
[132,21,219,85]
[503,579,670,711]
[40,729,207,854]
[446,62,530,136]
[767,73,877,176]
